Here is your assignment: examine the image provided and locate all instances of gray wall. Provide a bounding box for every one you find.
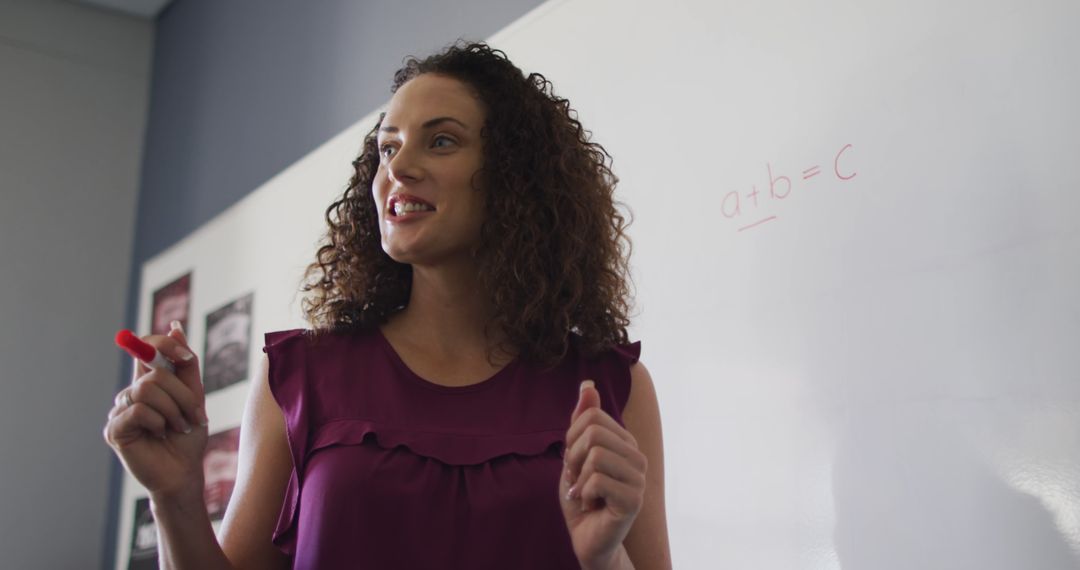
[0,1,153,568]
[109,1,545,569]
[133,0,548,265]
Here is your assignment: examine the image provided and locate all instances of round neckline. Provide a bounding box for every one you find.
[373,326,519,394]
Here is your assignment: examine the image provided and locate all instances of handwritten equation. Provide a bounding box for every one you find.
[723,143,857,232]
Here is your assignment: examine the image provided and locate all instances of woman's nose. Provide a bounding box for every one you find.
[386,145,424,184]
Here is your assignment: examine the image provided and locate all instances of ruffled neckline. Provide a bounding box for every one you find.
[373,327,520,394]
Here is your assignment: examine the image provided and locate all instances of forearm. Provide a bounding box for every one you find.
[610,546,636,570]
[150,489,235,570]
[582,544,635,570]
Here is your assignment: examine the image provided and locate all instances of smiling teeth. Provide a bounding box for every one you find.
[394,202,434,216]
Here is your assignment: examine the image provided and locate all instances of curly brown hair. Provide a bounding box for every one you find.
[299,40,633,367]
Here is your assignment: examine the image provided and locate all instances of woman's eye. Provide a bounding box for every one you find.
[379,136,453,160]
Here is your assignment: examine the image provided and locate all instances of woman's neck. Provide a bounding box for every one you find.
[385,261,508,363]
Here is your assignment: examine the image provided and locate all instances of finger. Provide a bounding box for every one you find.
[578,471,644,516]
[167,321,196,367]
[131,356,148,383]
[104,402,169,445]
[566,406,637,457]
[107,402,130,421]
[139,333,204,403]
[108,389,132,420]
[168,320,189,346]
[114,387,132,408]
[569,439,647,491]
[130,372,194,434]
[139,367,203,429]
[565,424,646,486]
[569,380,601,425]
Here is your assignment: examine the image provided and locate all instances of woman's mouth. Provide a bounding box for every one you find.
[391,201,436,217]
[387,194,437,221]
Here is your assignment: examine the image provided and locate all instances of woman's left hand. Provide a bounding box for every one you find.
[561,379,647,570]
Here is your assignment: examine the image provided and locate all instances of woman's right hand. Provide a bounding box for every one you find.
[103,322,210,501]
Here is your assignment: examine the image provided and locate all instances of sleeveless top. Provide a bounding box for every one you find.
[261,326,641,570]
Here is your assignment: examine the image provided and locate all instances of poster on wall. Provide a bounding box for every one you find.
[151,272,192,336]
[204,426,241,521]
[128,497,158,570]
[202,293,253,393]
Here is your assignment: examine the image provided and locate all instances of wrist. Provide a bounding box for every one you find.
[149,480,206,513]
[582,544,635,570]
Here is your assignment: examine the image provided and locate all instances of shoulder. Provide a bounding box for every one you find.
[566,335,643,415]
[566,333,640,366]
[263,325,376,353]
[262,328,308,350]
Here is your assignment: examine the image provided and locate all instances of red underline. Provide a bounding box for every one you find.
[737,216,778,232]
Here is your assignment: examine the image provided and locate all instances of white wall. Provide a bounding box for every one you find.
[0,1,152,567]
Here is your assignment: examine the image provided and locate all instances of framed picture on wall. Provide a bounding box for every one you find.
[204,427,241,521]
[202,292,253,394]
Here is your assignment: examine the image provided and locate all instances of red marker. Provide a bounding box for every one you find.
[115,329,176,375]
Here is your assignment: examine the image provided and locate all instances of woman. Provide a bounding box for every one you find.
[104,41,671,570]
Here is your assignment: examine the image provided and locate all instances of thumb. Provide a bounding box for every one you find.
[166,320,204,401]
[168,320,189,347]
[571,379,599,422]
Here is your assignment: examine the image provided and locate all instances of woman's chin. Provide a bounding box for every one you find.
[383,249,416,265]
[382,244,430,266]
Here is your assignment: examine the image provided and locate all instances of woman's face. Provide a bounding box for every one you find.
[372,73,487,267]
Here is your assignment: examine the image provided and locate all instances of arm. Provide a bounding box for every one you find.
[563,360,672,570]
[154,353,292,570]
[619,361,673,570]
[151,491,233,570]
[214,353,293,569]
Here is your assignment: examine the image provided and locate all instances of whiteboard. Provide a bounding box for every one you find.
[490,0,1079,567]
[121,0,1080,568]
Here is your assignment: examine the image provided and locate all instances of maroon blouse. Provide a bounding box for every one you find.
[262,326,640,570]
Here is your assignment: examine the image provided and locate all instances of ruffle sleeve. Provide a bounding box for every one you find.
[612,340,642,366]
[261,328,309,556]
